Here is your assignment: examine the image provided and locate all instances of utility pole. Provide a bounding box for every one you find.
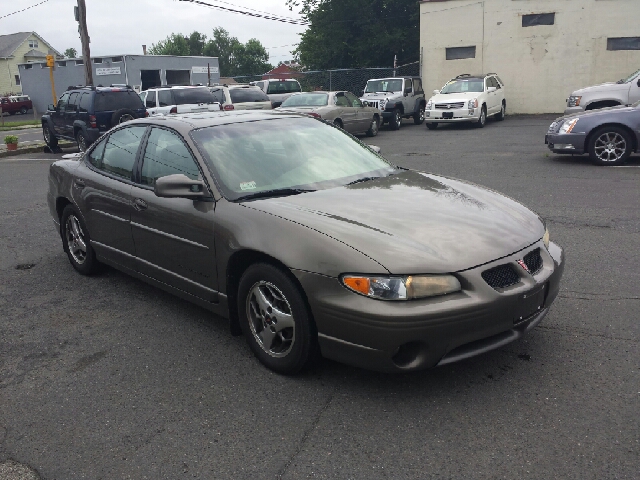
[75,0,93,86]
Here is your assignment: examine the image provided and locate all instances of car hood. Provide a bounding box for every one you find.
[571,82,629,96]
[243,171,544,274]
[361,92,402,101]
[554,104,635,123]
[429,92,480,103]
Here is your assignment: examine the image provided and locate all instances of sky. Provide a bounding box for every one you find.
[2,0,307,63]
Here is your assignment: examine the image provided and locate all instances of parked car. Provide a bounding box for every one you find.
[1,95,33,115]
[250,79,302,108]
[42,85,147,152]
[277,91,381,136]
[424,74,506,129]
[139,86,219,115]
[546,101,640,165]
[565,67,640,114]
[360,77,426,130]
[47,110,564,374]
[209,84,272,111]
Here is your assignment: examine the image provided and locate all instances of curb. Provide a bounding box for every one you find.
[0,142,75,159]
[0,124,41,131]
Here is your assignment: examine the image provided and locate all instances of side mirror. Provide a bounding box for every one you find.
[404,87,411,96]
[487,86,497,93]
[368,145,381,154]
[433,90,440,95]
[48,104,55,111]
[154,174,206,199]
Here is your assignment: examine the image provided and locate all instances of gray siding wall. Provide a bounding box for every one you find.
[18,55,220,113]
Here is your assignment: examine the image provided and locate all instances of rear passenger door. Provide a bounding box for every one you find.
[130,126,218,301]
[335,92,357,131]
[63,92,80,136]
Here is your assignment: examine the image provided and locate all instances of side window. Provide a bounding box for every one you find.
[335,93,350,107]
[158,90,172,107]
[86,136,107,168]
[491,76,501,89]
[78,93,92,112]
[100,126,147,179]
[345,92,362,107]
[140,127,201,186]
[146,90,157,108]
[413,78,423,94]
[57,93,70,112]
[68,92,79,110]
[210,88,225,103]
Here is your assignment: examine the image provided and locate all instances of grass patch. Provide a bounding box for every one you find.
[0,119,40,131]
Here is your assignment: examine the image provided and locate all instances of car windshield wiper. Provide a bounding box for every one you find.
[346,176,384,186]
[235,188,316,201]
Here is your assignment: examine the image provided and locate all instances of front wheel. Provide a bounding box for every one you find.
[333,119,343,129]
[588,126,632,166]
[426,123,438,130]
[20,106,28,115]
[238,263,317,374]
[413,105,425,125]
[366,116,379,137]
[390,109,402,130]
[76,131,88,152]
[43,124,58,147]
[475,106,487,128]
[61,205,99,275]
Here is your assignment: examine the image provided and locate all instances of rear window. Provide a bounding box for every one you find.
[172,87,215,105]
[229,88,269,103]
[94,91,144,111]
[266,81,301,95]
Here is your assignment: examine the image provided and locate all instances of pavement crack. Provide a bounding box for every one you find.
[559,290,639,302]
[276,392,334,479]
[537,324,639,343]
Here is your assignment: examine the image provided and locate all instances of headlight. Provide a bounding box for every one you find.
[567,96,582,107]
[468,98,478,109]
[543,227,550,250]
[559,118,579,134]
[426,100,433,110]
[341,274,461,301]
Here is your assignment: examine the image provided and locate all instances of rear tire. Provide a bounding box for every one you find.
[76,131,88,152]
[495,102,505,121]
[588,126,632,166]
[237,263,318,374]
[61,205,99,275]
[426,123,438,130]
[390,109,402,130]
[43,124,58,147]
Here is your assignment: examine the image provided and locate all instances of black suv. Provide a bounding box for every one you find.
[42,85,147,151]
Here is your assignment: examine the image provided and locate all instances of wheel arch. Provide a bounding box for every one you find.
[585,100,621,111]
[585,123,638,152]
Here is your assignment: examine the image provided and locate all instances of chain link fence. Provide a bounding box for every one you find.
[231,62,420,95]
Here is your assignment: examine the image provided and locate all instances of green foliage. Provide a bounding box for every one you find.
[4,135,19,144]
[149,29,272,77]
[286,0,419,70]
[63,48,77,58]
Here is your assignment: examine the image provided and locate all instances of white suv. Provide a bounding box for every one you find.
[424,74,506,129]
[139,86,220,115]
[209,85,272,111]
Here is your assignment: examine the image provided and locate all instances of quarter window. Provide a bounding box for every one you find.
[87,137,107,168]
[140,128,200,186]
[100,127,147,179]
[413,78,423,94]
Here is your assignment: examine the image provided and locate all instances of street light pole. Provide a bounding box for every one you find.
[76,0,93,86]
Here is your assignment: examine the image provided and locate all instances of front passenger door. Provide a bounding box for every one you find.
[130,127,218,301]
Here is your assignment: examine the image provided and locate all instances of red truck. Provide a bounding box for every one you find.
[0,95,33,115]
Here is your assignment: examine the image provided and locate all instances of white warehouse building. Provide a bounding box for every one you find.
[419,0,640,113]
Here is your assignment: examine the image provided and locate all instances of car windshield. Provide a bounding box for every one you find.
[229,87,269,103]
[618,68,640,84]
[94,91,144,111]
[364,79,403,93]
[440,79,484,94]
[172,87,215,105]
[266,81,301,95]
[191,117,395,201]
[281,93,329,107]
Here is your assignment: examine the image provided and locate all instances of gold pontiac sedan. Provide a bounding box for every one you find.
[276,91,382,137]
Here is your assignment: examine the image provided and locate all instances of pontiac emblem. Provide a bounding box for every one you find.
[517,259,529,272]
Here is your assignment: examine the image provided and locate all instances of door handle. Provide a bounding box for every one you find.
[73,179,85,189]
[133,198,148,211]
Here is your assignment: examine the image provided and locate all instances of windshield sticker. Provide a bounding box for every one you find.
[240,181,257,191]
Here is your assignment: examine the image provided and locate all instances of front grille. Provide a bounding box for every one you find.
[364,100,379,110]
[436,102,465,110]
[482,264,520,289]
[523,248,543,274]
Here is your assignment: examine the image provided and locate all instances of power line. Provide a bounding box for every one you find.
[0,0,50,20]
[177,0,309,25]
[206,0,302,22]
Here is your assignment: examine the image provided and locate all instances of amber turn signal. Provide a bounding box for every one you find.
[342,276,371,295]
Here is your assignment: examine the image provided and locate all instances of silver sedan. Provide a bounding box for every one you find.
[276,91,381,137]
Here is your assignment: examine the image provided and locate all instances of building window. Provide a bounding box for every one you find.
[76,59,84,65]
[58,61,66,67]
[522,13,555,27]
[24,64,32,70]
[607,37,640,51]
[112,56,123,62]
[28,40,39,48]
[93,58,103,64]
[15,75,21,86]
[446,46,476,60]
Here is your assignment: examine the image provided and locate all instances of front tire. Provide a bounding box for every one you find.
[390,109,402,130]
[61,205,99,275]
[333,119,343,129]
[588,126,632,166]
[413,105,425,125]
[426,123,438,130]
[237,263,317,374]
[76,131,88,152]
[43,124,58,148]
[366,116,379,137]
[476,106,487,128]
[20,106,28,115]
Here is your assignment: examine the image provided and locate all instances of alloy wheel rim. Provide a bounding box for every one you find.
[419,108,425,121]
[78,135,87,151]
[396,112,401,127]
[246,281,295,358]
[594,132,626,162]
[65,214,87,264]
[43,127,50,143]
[481,110,486,125]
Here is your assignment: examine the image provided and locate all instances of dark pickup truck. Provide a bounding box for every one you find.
[1,95,33,115]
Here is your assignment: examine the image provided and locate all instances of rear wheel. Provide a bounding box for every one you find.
[495,102,505,121]
[238,263,317,374]
[366,116,379,137]
[43,124,58,147]
[588,126,632,166]
[390,109,402,130]
[413,105,425,125]
[426,123,438,130]
[61,205,99,275]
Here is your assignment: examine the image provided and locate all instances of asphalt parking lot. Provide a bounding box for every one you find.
[0,115,638,479]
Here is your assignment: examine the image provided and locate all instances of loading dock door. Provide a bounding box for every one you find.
[141,70,161,90]
[166,70,191,86]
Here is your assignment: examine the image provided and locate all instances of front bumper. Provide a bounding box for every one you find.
[293,240,564,372]
[545,133,586,154]
[425,108,479,123]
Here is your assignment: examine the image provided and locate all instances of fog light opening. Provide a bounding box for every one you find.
[392,341,426,368]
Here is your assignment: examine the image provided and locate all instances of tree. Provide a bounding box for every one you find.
[149,29,272,77]
[63,48,77,58]
[286,0,419,70]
